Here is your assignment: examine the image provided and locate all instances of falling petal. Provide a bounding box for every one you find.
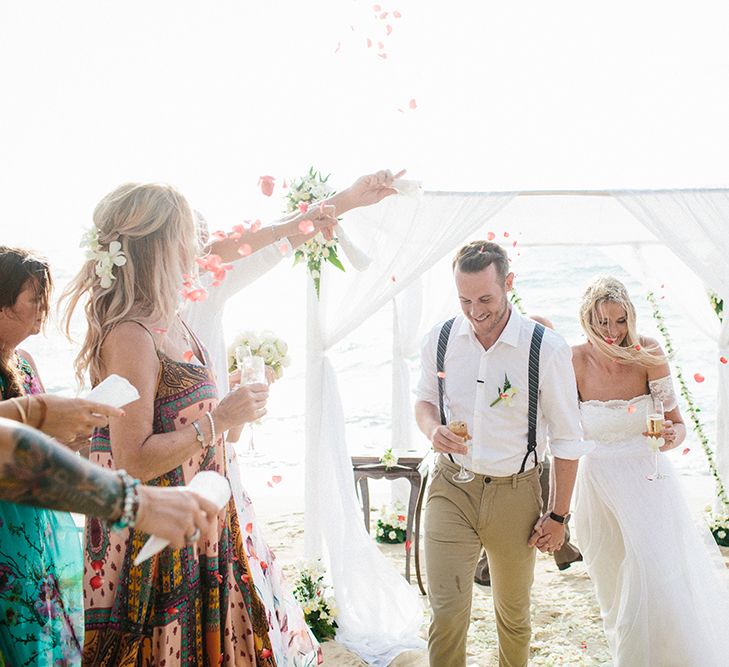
[367,37,372,48]
[378,52,388,59]
[436,371,446,379]
[298,202,309,213]
[239,244,253,258]
[694,373,705,383]
[390,275,396,283]
[272,475,282,484]
[405,539,412,552]
[394,10,402,17]
[386,24,393,35]
[283,178,288,188]
[277,241,289,255]
[334,41,341,54]
[245,522,253,534]
[503,231,510,238]
[512,241,517,247]
[486,231,495,240]
[298,219,315,234]
[409,98,417,109]
[627,405,637,414]
[379,11,388,18]
[250,220,262,233]
[183,350,194,362]
[721,356,728,364]
[634,344,642,350]
[682,447,690,455]
[258,175,275,197]
[373,3,381,9]
[397,108,404,113]
[211,231,227,242]
[261,649,273,659]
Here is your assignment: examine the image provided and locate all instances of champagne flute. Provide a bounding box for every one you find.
[645,398,667,481]
[235,345,266,458]
[445,407,475,484]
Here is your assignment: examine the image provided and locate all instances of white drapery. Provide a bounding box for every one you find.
[304,192,514,665]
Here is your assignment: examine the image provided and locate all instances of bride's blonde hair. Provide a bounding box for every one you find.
[579,275,664,366]
[62,182,197,385]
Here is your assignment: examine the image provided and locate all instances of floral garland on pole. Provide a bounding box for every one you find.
[285,167,344,298]
[646,291,729,524]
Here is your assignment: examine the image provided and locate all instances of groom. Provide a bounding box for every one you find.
[414,241,592,667]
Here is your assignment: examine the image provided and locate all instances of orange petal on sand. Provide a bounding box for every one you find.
[298,220,315,234]
[409,98,417,109]
[682,448,690,455]
[694,373,705,383]
[627,405,637,414]
[437,371,446,379]
[487,231,495,240]
[238,244,252,257]
[258,175,275,197]
[183,350,194,362]
[721,356,728,364]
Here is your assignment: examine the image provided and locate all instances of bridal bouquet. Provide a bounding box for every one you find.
[705,507,729,547]
[375,500,408,544]
[227,330,291,379]
[291,559,338,642]
[286,167,344,298]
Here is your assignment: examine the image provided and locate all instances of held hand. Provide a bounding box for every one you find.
[344,169,407,208]
[429,425,468,456]
[135,486,219,549]
[213,382,269,431]
[264,365,277,385]
[228,369,241,390]
[528,515,566,553]
[291,204,337,240]
[659,420,678,451]
[31,394,125,446]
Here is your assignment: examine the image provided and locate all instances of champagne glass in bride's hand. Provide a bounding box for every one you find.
[235,345,266,458]
[645,398,667,481]
[446,418,475,484]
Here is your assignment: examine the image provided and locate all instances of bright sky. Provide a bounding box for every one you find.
[2,0,729,258]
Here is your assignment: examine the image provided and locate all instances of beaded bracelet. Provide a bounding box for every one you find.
[110,469,141,532]
[204,411,216,448]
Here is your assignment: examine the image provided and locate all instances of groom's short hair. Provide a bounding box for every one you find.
[453,241,509,282]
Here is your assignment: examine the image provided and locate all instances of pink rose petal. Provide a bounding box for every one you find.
[272,475,282,484]
[390,275,396,283]
[298,219,315,234]
[634,344,642,350]
[409,98,417,109]
[405,539,412,552]
[378,52,388,59]
[367,38,372,48]
[183,350,194,362]
[486,231,495,240]
[250,219,262,233]
[436,371,446,379]
[238,244,252,257]
[682,447,690,455]
[258,175,275,197]
[298,202,309,213]
[373,3,381,10]
[379,11,388,19]
[245,522,253,534]
[334,41,341,54]
[211,230,228,242]
[503,231,510,238]
[277,241,289,255]
[627,405,637,414]
[721,356,728,364]
[386,24,393,35]
[378,41,385,50]
[393,10,402,18]
[694,373,705,383]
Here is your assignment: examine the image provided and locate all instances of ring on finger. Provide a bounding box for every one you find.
[185,527,201,545]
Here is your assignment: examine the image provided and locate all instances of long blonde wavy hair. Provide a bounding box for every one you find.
[62,183,197,385]
[579,275,665,366]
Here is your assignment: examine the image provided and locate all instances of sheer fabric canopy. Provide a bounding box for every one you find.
[305,189,729,665]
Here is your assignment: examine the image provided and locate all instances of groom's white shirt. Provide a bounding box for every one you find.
[416,309,593,476]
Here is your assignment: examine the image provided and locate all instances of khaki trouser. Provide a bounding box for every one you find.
[425,456,542,667]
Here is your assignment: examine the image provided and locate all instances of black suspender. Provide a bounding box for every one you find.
[437,318,456,463]
[436,317,545,474]
[519,322,545,473]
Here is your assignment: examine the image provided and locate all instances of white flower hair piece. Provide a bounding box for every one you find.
[80,227,127,289]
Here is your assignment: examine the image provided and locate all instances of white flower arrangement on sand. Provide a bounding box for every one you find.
[291,559,338,642]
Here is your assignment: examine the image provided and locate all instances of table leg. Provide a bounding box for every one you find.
[405,477,419,583]
[358,475,371,533]
[414,468,428,595]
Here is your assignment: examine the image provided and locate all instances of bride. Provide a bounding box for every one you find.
[572,275,729,666]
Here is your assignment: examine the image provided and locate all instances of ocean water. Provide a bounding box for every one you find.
[18,242,722,511]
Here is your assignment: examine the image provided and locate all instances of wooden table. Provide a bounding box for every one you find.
[351,454,430,595]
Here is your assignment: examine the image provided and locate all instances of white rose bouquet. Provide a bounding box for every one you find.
[228,330,291,379]
[375,500,408,544]
[286,167,344,298]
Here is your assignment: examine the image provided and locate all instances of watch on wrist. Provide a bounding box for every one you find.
[549,511,571,525]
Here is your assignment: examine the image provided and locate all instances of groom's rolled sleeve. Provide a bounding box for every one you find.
[541,342,594,459]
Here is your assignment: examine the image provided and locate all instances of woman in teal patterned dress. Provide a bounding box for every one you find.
[0,247,89,666]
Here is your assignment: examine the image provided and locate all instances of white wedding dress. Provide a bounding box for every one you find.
[575,380,729,667]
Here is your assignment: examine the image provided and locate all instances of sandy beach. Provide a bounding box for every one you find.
[243,445,726,667]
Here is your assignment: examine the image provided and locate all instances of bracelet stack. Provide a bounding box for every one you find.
[110,469,141,532]
[204,411,216,448]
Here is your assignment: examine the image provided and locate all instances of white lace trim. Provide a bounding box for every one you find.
[648,375,678,412]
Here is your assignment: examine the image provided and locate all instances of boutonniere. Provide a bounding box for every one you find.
[490,373,517,407]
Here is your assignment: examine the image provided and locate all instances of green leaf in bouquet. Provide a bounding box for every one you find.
[327,252,346,272]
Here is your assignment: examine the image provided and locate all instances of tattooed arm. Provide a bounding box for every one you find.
[0,418,218,548]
